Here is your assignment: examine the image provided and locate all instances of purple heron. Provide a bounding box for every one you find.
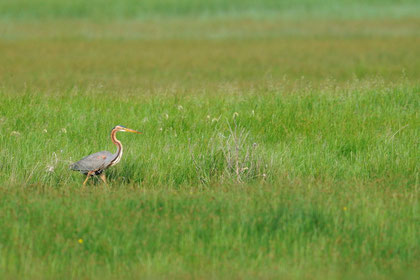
[70,125,141,185]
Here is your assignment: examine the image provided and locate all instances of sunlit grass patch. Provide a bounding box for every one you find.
[0,84,418,187]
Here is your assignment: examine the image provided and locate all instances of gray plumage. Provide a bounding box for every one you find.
[70,151,116,175]
[70,125,141,185]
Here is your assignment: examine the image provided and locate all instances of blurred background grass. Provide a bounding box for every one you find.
[1,21,419,93]
[1,0,420,19]
[1,1,419,93]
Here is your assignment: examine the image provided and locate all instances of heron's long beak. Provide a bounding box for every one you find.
[124,128,142,134]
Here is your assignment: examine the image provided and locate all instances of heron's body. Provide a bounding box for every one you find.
[70,125,141,185]
[70,151,115,175]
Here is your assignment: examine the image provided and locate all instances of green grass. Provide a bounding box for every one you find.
[1,182,418,279]
[1,85,419,279]
[1,0,420,19]
[0,1,419,279]
[1,19,420,92]
[1,86,419,187]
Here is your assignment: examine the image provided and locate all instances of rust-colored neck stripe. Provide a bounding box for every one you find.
[110,128,123,165]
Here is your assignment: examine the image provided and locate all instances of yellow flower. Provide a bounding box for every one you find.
[343,207,347,211]
[78,239,83,244]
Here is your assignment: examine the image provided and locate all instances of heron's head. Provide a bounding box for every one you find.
[113,125,142,134]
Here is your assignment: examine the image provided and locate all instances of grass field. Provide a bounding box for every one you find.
[0,1,419,279]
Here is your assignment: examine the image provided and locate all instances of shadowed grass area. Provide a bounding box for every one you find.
[0,181,418,279]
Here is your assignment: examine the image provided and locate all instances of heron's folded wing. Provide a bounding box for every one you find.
[70,151,114,172]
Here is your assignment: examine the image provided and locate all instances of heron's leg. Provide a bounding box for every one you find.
[99,173,108,185]
[83,171,94,186]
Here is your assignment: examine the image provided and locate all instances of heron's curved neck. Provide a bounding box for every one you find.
[110,129,123,165]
